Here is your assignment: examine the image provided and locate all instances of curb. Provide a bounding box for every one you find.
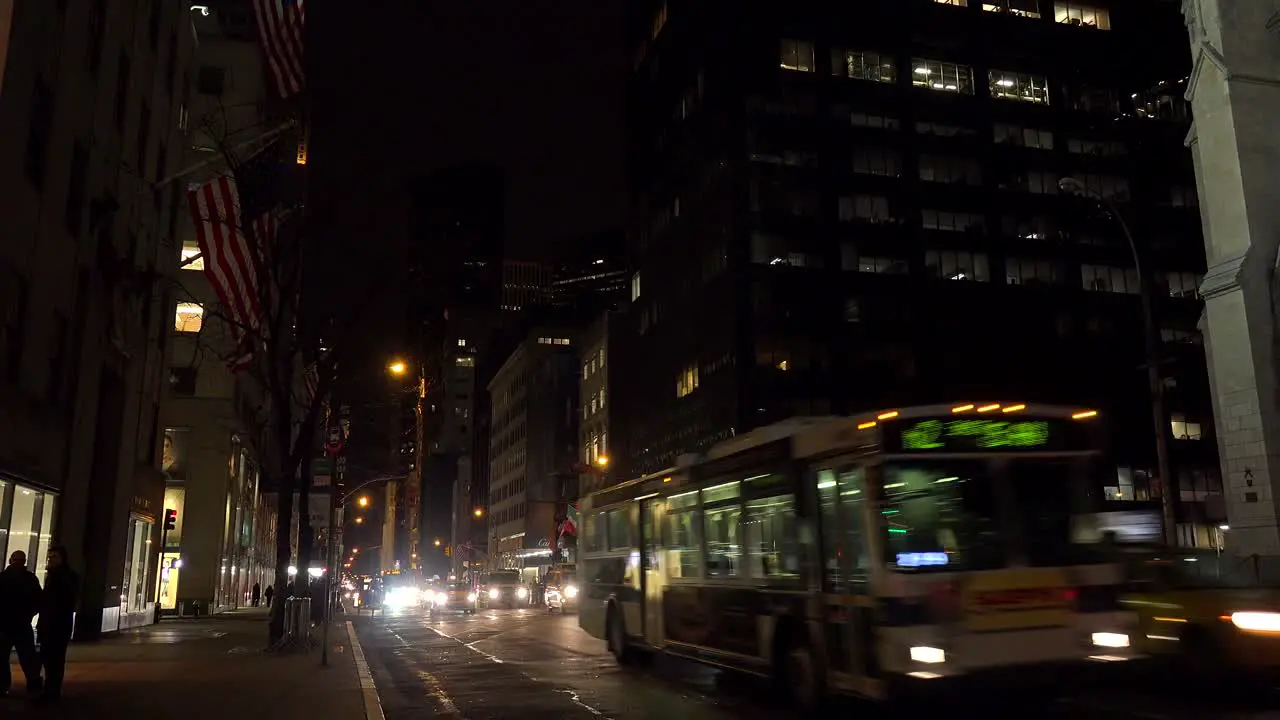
[346,620,385,720]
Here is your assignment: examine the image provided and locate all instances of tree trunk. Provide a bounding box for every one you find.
[268,468,293,645]
[298,449,314,601]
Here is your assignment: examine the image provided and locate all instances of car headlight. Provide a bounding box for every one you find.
[467,593,477,602]
[517,587,528,599]
[910,646,946,664]
[488,589,498,599]
[436,592,448,604]
[1230,611,1280,632]
[565,585,579,598]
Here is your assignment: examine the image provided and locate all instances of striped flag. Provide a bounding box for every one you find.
[253,0,306,98]
[186,176,275,371]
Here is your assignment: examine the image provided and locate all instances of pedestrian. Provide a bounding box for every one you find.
[36,546,77,704]
[263,584,274,608]
[0,551,43,697]
[251,582,261,607]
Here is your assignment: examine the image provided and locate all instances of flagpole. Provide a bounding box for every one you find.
[155,119,297,192]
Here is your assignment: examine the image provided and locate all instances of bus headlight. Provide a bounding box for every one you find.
[517,587,528,599]
[467,593,477,602]
[1091,632,1130,648]
[565,585,579,599]
[910,646,946,664]
[488,589,499,599]
[1230,612,1280,633]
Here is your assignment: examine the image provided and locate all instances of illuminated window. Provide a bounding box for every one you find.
[921,209,985,233]
[983,0,1040,18]
[1072,173,1130,201]
[926,250,989,282]
[1067,138,1125,156]
[630,272,641,302]
[848,112,899,130]
[934,0,968,5]
[174,302,204,333]
[852,147,900,177]
[780,39,815,72]
[179,240,203,271]
[1170,415,1203,441]
[918,155,981,185]
[1001,215,1053,240]
[457,338,467,347]
[994,123,1054,149]
[911,59,974,94]
[840,246,908,275]
[989,69,1050,104]
[1055,2,1110,29]
[1005,258,1059,286]
[1166,271,1202,299]
[455,356,475,367]
[831,49,896,83]
[837,194,892,223]
[1081,264,1139,294]
[676,365,699,398]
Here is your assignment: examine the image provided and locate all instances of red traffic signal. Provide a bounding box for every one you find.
[164,508,177,531]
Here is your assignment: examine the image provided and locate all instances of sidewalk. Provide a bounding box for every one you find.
[4,609,380,719]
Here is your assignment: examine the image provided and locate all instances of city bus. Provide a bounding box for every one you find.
[578,403,1137,707]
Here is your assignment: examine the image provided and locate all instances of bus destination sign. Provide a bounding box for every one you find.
[889,418,1067,453]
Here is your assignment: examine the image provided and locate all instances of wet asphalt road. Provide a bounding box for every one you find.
[351,606,1280,720]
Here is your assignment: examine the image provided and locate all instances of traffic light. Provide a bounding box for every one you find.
[164,509,177,531]
[444,545,451,557]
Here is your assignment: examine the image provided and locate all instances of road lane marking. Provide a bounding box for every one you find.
[388,629,464,717]
[347,621,386,720]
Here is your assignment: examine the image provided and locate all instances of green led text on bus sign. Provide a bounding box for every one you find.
[900,419,1050,450]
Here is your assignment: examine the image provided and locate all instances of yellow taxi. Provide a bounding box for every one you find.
[1123,549,1280,679]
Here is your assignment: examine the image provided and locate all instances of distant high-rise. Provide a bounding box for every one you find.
[550,229,629,315]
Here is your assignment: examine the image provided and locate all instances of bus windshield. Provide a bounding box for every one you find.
[880,458,1106,572]
[484,571,520,585]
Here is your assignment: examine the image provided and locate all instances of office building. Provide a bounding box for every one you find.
[622,0,1221,543]
[488,329,580,572]
[0,1,200,635]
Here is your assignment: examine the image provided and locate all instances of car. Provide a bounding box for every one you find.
[479,570,528,609]
[1124,548,1280,686]
[543,568,579,613]
[431,581,479,615]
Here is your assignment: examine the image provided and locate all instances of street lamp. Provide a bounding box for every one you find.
[1060,176,1176,547]
[595,456,609,467]
[355,517,363,524]
[473,507,484,518]
[357,496,369,508]
[388,360,408,375]
[433,538,442,548]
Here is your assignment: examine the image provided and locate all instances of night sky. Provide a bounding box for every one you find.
[310,1,628,260]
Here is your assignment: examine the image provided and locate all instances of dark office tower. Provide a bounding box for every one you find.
[550,229,629,315]
[623,1,1222,542]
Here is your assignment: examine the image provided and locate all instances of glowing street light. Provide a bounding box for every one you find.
[433,538,442,547]
[357,496,369,508]
[351,548,359,554]
[595,455,610,467]
[387,360,408,376]
[355,517,363,524]
[473,507,484,518]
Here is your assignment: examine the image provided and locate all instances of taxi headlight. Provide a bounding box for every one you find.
[517,587,528,599]
[565,585,579,598]
[467,593,477,602]
[488,589,499,599]
[1091,632,1130,648]
[435,592,448,604]
[1230,612,1280,633]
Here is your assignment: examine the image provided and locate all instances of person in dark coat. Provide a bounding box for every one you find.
[263,584,274,608]
[0,551,43,696]
[36,546,77,703]
[251,582,261,607]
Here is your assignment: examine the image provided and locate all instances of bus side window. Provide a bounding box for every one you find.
[817,466,869,593]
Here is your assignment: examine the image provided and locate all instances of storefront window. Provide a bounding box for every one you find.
[121,515,154,613]
[0,481,56,578]
[157,553,180,610]
[162,428,190,480]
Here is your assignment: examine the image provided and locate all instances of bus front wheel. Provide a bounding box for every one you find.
[607,605,635,665]
[774,624,824,712]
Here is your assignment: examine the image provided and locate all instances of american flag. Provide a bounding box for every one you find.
[253,0,306,98]
[186,145,285,371]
